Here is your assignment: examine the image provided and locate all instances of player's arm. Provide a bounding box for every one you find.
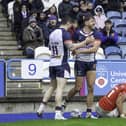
[73,39,101,54]
[116,92,126,118]
[64,40,88,51]
[63,30,93,50]
[64,35,96,51]
[71,36,96,50]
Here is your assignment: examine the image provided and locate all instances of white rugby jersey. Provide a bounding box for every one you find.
[49,28,71,66]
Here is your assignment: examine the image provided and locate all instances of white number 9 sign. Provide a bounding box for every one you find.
[21,60,44,79]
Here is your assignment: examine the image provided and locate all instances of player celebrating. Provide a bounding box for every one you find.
[36,16,92,120]
[96,83,126,118]
[62,15,101,119]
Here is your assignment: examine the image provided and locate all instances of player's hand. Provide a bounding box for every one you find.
[72,50,80,55]
[85,36,95,44]
[70,45,76,51]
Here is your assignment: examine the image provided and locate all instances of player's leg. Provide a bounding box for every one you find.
[54,64,70,120]
[86,70,97,119]
[107,108,119,117]
[116,93,126,118]
[65,76,83,101]
[95,102,108,117]
[62,76,83,113]
[63,61,84,107]
[55,77,67,120]
[37,79,57,116]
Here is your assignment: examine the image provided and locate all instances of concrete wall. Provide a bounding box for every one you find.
[0,102,126,114]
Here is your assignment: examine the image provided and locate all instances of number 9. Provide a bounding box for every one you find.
[28,64,36,75]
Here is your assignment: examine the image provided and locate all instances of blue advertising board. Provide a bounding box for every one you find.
[94,60,126,96]
[7,59,126,96]
[0,60,5,97]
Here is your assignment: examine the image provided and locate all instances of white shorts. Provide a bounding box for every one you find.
[95,102,119,117]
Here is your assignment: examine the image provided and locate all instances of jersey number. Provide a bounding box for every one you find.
[107,89,115,98]
[52,46,58,56]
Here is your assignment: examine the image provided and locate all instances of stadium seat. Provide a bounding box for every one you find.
[110,18,118,26]
[95,47,105,60]
[122,11,126,19]
[114,19,126,28]
[106,11,121,19]
[123,53,126,59]
[113,27,123,36]
[105,53,122,60]
[115,27,126,37]
[34,46,51,60]
[117,36,126,56]
[104,46,122,59]
[118,36,126,43]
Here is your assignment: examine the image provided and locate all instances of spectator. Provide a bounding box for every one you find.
[20,4,29,30]
[28,0,44,12]
[20,4,30,49]
[47,15,59,31]
[1,0,13,16]
[94,0,109,13]
[46,5,59,19]
[70,1,80,20]
[87,1,94,15]
[46,15,60,47]
[58,0,73,20]
[13,0,22,49]
[100,19,118,49]
[107,0,121,11]
[21,0,29,8]
[38,11,47,46]
[44,15,60,47]
[77,0,90,28]
[29,9,38,19]
[120,0,126,12]
[94,5,107,30]
[23,17,44,58]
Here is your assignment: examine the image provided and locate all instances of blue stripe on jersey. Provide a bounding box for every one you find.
[73,29,102,42]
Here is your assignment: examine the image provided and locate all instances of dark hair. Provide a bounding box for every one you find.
[96,8,102,12]
[105,19,112,24]
[61,16,77,25]
[83,14,94,23]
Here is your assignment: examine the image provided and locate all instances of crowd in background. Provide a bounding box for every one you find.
[1,0,126,58]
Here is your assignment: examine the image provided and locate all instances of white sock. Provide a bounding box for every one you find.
[37,103,45,114]
[55,110,62,114]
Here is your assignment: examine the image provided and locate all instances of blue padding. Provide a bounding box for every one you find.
[0,112,97,123]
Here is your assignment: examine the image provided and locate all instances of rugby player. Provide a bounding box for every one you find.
[62,15,101,119]
[96,83,126,118]
[37,16,92,120]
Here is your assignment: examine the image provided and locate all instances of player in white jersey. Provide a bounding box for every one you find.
[37,16,92,120]
[62,15,102,119]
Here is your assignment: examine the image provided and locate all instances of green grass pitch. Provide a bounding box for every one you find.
[0,118,125,126]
